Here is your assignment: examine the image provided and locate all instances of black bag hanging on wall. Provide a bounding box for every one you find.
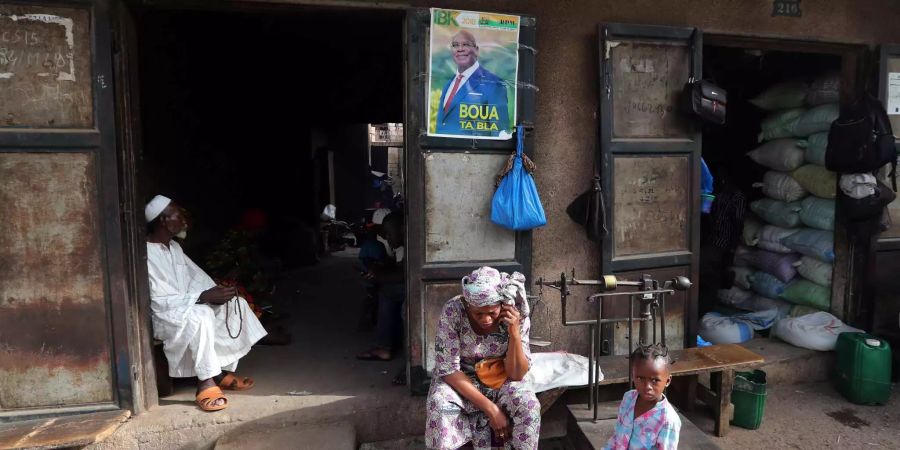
[681,30,727,125]
[683,79,727,125]
[825,94,897,185]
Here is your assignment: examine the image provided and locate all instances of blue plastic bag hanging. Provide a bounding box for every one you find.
[700,157,715,214]
[491,126,547,230]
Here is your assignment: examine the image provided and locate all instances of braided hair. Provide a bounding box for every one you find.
[631,343,671,367]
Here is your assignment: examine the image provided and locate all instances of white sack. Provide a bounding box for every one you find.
[771,312,863,351]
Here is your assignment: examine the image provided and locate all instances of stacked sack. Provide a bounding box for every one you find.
[746,73,838,312]
[702,74,840,346]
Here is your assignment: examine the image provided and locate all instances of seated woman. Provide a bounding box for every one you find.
[425,267,540,450]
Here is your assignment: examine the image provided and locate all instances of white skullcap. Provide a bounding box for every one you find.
[372,208,392,225]
[145,195,172,222]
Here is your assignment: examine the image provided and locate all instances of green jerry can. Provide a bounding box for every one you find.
[834,332,892,405]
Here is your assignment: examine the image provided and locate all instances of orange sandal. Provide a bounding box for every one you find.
[196,386,228,412]
[218,373,255,391]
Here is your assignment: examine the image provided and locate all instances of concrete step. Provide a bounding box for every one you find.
[215,420,355,450]
[566,403,720,450]
[359,436,424,450]
[738,337,834,384]
[360,435,573,450]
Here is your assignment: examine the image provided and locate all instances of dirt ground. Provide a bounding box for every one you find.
[87,247,900,450]
[685,381,900,450]
[89,249,426,449]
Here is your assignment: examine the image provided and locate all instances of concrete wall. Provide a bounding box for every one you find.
[164,0,900,354]
[401,0,900,354]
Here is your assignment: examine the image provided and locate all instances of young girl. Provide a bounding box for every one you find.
[604,344,681,450]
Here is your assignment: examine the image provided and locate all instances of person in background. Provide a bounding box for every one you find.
[370,208,395,258]
[145,195,267,412]
[425,267,540,450]
[356,212,389,331]
[356,212,405,362]
[603,344,681,450]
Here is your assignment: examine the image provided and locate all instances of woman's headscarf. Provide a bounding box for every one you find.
[461,266,530,316]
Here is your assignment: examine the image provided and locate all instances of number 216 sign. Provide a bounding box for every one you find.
[773,0,801,17]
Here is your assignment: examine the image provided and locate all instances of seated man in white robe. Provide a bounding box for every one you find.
[145,195,267,412]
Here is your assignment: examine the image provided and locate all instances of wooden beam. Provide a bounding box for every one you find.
[0,410,130,450]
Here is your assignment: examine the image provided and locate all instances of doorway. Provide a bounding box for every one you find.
[131,4,408,402]
[698,38,854,342]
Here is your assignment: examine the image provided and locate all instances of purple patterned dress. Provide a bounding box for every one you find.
[425,296,541,450]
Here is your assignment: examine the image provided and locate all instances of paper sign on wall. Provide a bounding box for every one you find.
[887,73,900,115]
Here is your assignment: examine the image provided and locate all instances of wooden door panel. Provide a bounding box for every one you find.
[0,6,93,128]
[599,24,701,354]
[0,152,112,409]
[0,0,130,418]
[612,154,691,259]
[424,152,516,263]
[609,40,691,139]
[421,282,461,373]
[406,10,536,391]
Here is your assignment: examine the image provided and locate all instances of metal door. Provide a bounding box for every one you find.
[597,24,701,355]
[878,45,900,250]
[0,0,132,420]
[870,44,900,335]
[405,9,536,392]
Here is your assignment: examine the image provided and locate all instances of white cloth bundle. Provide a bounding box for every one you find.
[840,173,877,199]
[524,352,598,393]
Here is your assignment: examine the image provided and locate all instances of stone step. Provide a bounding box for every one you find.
[566,403,720,450]
[359,436,425,450]
[215,420,355,450]
[738,337,834,384]
[360,435,574,450]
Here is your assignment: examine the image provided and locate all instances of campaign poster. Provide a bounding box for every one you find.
[427,9,520,140]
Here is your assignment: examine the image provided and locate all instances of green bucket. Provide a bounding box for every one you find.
[731,370,767,430]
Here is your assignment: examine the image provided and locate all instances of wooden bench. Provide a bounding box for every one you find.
[592,344,764,437]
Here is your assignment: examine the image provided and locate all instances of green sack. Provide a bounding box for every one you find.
[796,256,832,287]
[804,132,829,166]
[792,103,839,137]
[750,81,809,110]
[792,165,837,199]
[747,139,806,171]
[799,196,835,231]
[781,279,831,310]
[750,199,802,228]
[758,109,806,142]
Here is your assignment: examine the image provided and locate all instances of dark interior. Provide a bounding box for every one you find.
[133,6,409,398]
[698,46,842,316]
[137,7,404,262]
[701,47,842,192]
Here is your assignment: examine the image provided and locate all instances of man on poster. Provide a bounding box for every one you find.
[436,30,510,137]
